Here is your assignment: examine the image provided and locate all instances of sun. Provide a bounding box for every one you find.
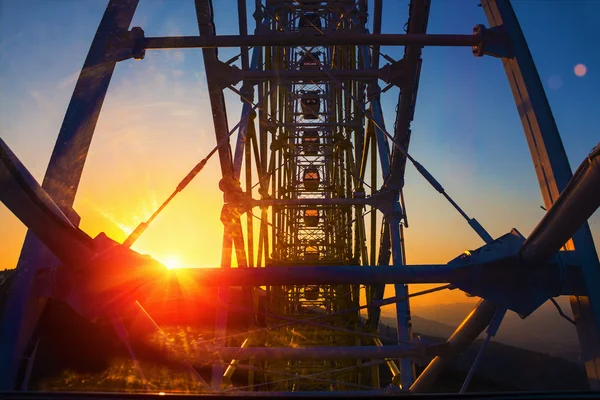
[161,256,183,270]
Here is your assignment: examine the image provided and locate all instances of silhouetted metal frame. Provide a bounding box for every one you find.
[2,0,598,394]
[481,0,600,388]
[350,5,414,388]
[0,0,140,389]
[143,33,480,49]
[387,0,430,189]
[193,0,249,390]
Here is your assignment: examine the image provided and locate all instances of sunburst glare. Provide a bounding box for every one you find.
[160,256,183,270]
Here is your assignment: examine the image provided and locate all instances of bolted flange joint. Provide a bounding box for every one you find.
[240,84,255,103]
[366,188,402,220]
[352,187,366,200]
[219,176,251,218]
[366,83,382,102]
[129,27,146,60]
[105,27,146,62]
[472,24,514,59]
[379,59,406,89]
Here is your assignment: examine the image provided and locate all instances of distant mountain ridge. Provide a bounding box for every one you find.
[383,299,581,363]
[379,314,587,391]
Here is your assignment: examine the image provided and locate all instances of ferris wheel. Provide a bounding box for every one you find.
[0,0,599,397]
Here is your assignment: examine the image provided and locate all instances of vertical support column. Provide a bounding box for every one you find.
[245,115,256,269]
[386,0,430,188]
[194,0,235,178]
[367,93,391,179]
[482,0,600,388]
[355,25,391,179]
[0,0,139,389]
[388,211,414,388]
[233,39,263,180]
[370,130,378,265]
[194,0,249,389]
[371,0,382,70]
[237,0,249,71]
[361,62,393,336]
[212,227,233,390]
[353,0,369,174]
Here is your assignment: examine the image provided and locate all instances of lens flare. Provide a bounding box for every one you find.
[574,64,587,77]
[161,256,182,270]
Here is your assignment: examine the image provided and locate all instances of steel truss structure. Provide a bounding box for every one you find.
[1,0,599,396]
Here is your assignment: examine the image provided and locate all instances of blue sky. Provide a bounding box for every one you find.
[0,0,598,301]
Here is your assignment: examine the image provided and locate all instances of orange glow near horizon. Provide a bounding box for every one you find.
[72,147,229,270]
[160,256,182,270]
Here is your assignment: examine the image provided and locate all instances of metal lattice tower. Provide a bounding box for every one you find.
[0,0,599,396]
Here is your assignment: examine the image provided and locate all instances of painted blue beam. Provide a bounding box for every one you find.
[0,0,139,389]
[194,0,235,179]
[388,213,415,387]
[386,0,430,190]
[482,0,600,388]
[355,8,412,387]
[232,17,269,180]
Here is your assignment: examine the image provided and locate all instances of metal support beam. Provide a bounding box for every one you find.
[143,33,480,50]
[193,1,239,390]
[174,264,461,287]
[481,0,600,388]
[223,338,250,382]
[522,143,600,263]
[202,345,444,361]
[372,0,383,69]
[194,0,235,178]
[212,227,232,391]
[353,21,391,180]
[264,122,360,128]
[232,11,270,180]
[389,212,415,388]
[239,68,383,82]
[0,0,139,389]
[386,0,430,188]
[411,300,499,392]
[369,98,392,179]
[373,338,402,387]
[253,198,368,207]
